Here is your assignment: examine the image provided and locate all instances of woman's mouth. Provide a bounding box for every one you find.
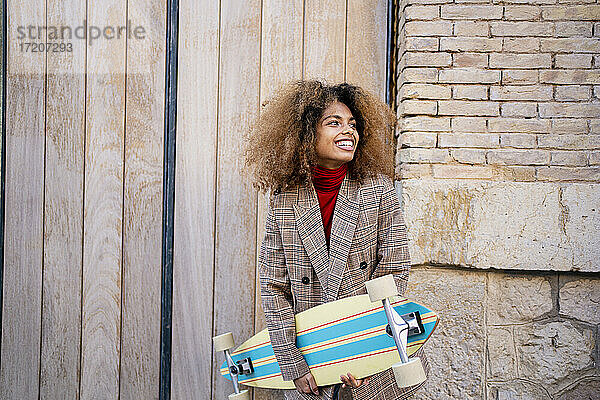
[335,139,355,151]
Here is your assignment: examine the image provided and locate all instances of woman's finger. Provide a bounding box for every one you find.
[307,374,319,395]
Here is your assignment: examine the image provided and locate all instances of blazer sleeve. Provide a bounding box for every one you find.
[373,176,411,296]
[258,203,311,382]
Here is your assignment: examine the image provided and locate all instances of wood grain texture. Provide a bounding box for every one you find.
[39,0,86,398]
[80,0,127,398]
[211,0,261,398]
[346,0,388,97]
[254,1,304,398]
[119,0,166,399]
[0,0,46,398]
[171,1,220,399]
[303,0,346,83]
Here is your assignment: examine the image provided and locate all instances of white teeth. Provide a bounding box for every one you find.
[337,140,353,146]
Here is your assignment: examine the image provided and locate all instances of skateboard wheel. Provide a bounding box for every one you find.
[392,357,426,388]
[213,332,235,352]
[228,389,249,400]
[365,274,398,302]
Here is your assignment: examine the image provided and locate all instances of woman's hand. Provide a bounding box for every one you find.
[340,373,370,389]
[294,372,320,395]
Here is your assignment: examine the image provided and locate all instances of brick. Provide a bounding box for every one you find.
[452,117,488,133]
[501,102,537,118]
[537,166,600,181]
[541,5,600,21]
[504,6,541,20]
[397,148,451,163]
[594,55,600,67]
[540,70,600,85]
[552,119,589,135]
[404,52,452,67]
[540,38,600,53]
[453,85,488,100]
[490,22,553,37]
[500,133,538,148]
[406,0,448,4]
[399,132,438,148]
[502,70,538,85]
[589,152,600,165]
[405,21,453,36]
[405,37,439,51]
[554,54,592,69]
[441,5,503,19]
[450,148,487,164]
[396,163,432,179]
[490,85,552,101]
[432,164,494,179]
[405,5,440,20]
[491,166,536,181]
[401,99,437,115]
[488,118,551,133]
[489,53,551,69]
[595,86,600,99]
[555,86,591,101]
[401,83,451,100]
[538,135,600,149]
[591,120,600,134]
[454,21,489,37]
[402,68,438,83]
[555,22,593,37]
[550,151,588,166]
[487,149,549,165]
[453,53,488,68]
[439,68,501,84]
[402,116,451,132]
[438,133,499,148]
[539,103,600,118]
[438,100,500,116]
[441,37,502,52]
[503,38,540,53]
[500,0,554,4]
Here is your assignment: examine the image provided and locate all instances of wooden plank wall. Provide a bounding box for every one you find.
[1,0,165,398]
[173,1,388,399]
[1,0,387,399]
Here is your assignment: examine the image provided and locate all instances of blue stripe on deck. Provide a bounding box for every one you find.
[222,302,435,382]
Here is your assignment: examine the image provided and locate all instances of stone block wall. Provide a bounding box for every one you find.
[392,0,600,398]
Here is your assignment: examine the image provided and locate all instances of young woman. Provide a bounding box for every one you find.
[245,80,428,400]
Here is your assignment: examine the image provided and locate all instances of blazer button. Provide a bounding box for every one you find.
[301,277,310,284]
[360,261,368,270]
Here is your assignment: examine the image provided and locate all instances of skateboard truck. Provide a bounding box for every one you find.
[386,311,424,339]
[213,332,250,400]
[365,275,427,388]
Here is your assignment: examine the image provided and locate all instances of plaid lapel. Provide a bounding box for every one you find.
[327,175,360,302]
[293,181,329,294]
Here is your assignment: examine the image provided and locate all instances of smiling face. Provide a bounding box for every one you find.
[314,101,359,169]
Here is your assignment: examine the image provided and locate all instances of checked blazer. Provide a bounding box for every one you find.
[258,173,428,400]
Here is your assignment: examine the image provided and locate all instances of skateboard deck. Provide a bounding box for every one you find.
[219,294,438,390]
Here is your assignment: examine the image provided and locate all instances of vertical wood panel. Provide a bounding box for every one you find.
[303,0,346,83]
[254,1,304,398]
[171,0,220,398]
[0,0,46,398]
[39,0,86,397]
[212,0,262,398]
[80,0,127,397]
[119,1,166,398]
[346,0,388,97]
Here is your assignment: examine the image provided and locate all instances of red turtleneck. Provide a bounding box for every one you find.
[311,164,348,246]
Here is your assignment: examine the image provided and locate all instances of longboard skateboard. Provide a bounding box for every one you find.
[214,275,438,399]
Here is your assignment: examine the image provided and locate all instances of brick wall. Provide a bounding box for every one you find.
[395,0,600,182]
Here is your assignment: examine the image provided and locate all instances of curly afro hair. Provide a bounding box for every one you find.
[244,80,397,192]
